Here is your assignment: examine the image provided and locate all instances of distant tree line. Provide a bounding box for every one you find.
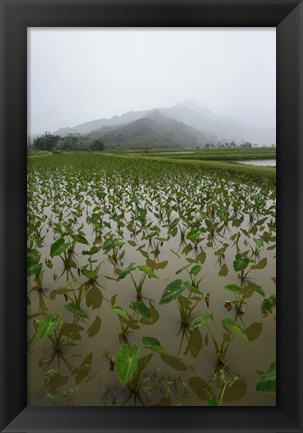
[31,132,105,152]
[203,141,275,149]
[30,132,275,153]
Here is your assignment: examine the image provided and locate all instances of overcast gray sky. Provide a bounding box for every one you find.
[28,28,276,136]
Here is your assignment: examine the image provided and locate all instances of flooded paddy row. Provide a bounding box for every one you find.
[27,153,276,406]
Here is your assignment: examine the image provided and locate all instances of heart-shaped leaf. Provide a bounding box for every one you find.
[129,301,151,319]
[138,265,158,279]
[142,336,168,354]
[116,344,140,385]
[159,279,185,304]
[189,311,214,331]
[256,362,276,392]
[37,314,61,342]
[233,254,249,272]
[118,263,136,279]
[50,238,69,257]
[223,317,249,342]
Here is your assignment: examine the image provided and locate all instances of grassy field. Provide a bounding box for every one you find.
[108,149,276,181]
[28,148,276,181]
[125,147,276,160]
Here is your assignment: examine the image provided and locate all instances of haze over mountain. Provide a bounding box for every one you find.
[53,101,275,147]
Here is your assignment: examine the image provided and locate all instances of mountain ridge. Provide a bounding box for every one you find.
[53,102,275,146]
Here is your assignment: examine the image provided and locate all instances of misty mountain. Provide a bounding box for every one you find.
[86,110,213,149]
[161,101,275,145]
[54,110,149,136]
[53,101,275,146]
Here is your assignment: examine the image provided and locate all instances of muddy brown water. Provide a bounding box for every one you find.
[27,163,276,407]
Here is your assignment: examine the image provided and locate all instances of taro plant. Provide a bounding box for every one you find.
[210,317,249,368]
[102,232,125,265]
[256,361,276,394]
[112,300,152,342]
[118,263,158,300]
[223,252,266,315]
[35,313,74,359]
[204,369,242,406]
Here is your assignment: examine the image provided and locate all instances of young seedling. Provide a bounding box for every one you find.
[118,263,158,301]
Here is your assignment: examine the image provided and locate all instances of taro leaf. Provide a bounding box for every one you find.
[49,277,77,300]
[118,263,136,279]
[223,380,247,402]
[73,352,93,384]
[189,311,214,331]
[27,261,42,278]
[261,295,276,317]
[246,280,265,297]
[146,259,168,270]
[27,248,40,262]
[160,354,187,371]
[190,264,202,276]
[159,279,185,304]
[97,191,106,200]
[233,253,249,272]
[138,265,158,279]
[245,322,263,342]
[184,328,203,358]
[72,234,89,245]
[81,268,98,281]
[140,304,159,325]
[50,238,69,257]
[186,229,200,241]
[253,237,264,247]
[112,306,130,321]
[224,284,242,293]
[129,301,151,319]
[256,362,276,392]
[189,376,209,400]
[183,280,202,295]
[86,285,103,309]
[65,303,89,319]
[116,344,140,385]
[82,246,102,256]
[142,336,168,354]
[87,315,102,338]
[169,218,180,230]
[219,264,228,277]
[103,236,117,252]
[222,317,249,342]
[251,258,268,270]
[91,213,100,224]
[37,314,61,342]
[61,322,84,340]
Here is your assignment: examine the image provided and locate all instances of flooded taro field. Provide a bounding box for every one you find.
[27,153,276,406]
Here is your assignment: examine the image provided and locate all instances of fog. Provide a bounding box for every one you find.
[28,28,276,136]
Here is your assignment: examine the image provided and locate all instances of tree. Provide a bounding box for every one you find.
[90,138,105,151]
[33,132,60,151]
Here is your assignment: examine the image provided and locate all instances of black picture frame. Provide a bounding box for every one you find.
[0,0,302,432]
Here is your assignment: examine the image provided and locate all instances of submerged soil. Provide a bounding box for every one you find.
[27,153,276,406]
